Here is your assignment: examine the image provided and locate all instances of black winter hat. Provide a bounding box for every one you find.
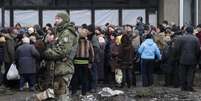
[197,24,201,28]
[81,24,95,33]
[186,26,194,34]
[145,34,153,39]
[137,16,143,22]
[87,24,95,33]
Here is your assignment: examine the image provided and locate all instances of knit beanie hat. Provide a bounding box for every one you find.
[56,13,70,23]
[186,26,194,34]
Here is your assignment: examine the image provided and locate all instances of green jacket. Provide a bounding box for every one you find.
[4,34,15,63]
[44,23,78,75]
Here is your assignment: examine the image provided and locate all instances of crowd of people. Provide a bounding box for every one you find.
[0,13,201,100]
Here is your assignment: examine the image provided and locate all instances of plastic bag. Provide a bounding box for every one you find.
[35,88,55,101]
[115,68,123,84]
[98,87,124,97]
[6,64,20,80]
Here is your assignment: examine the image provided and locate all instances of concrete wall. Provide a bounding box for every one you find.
[159,0,180,25]
[158,0,164,24]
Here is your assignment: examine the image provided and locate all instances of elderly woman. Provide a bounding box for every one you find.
[16,37,40,91]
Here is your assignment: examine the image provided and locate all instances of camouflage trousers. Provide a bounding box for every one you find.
[54,74,73,101]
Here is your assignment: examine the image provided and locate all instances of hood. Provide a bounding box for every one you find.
[143,39,154,46]
[56,23,75,33]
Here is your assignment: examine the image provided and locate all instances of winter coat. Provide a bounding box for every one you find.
[118,44,134,68]
[161,41,176,73]
[131,33,141,52]
[74,38,95,64]
[175,34,200,65]
[0,44,4,64]
[43,23,78,75]
[110,41,120,71]
[104,35,112,63]
[89,35,101,63]
[91,34,100,49]
[4,34,15,63]
[138,39,161,60]
[153,32,166,50]
[118,34,135,68]
[16,43,40,74]
[135,22,144,36]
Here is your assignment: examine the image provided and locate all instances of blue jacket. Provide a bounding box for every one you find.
[138,39,161,60]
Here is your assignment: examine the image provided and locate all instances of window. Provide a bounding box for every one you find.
[13,0,52,6]
[14,10,39,27]
[122,9,145,25]
[70,10,91,26]
[149,11,157,26]
[5,10,10,27]
[43,10,67,27]
[95,10,118,26]
[183,0,192,24]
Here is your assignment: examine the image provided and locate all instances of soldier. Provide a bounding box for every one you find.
[42,13,78,101]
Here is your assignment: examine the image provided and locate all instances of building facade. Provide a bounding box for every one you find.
[159,0,200,27]
[0,0,200,27]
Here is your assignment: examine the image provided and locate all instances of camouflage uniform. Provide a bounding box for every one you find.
[43,13,78,101]
[38,60,55,91]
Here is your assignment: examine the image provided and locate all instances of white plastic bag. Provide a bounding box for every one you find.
[6,64,20,80]
[115,68,123,84]
[35,88,55,101]
[98,87,124,97]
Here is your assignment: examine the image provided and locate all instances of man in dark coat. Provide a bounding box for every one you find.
[175,26,200,91]
[135,16,144,37]
[16,37,40,91]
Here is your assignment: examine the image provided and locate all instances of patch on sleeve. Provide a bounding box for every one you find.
[63,37,69,43]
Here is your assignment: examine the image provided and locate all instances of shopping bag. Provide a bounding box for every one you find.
[6,64,20,80]
[115,68,123,84]
[0,36,6,43]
